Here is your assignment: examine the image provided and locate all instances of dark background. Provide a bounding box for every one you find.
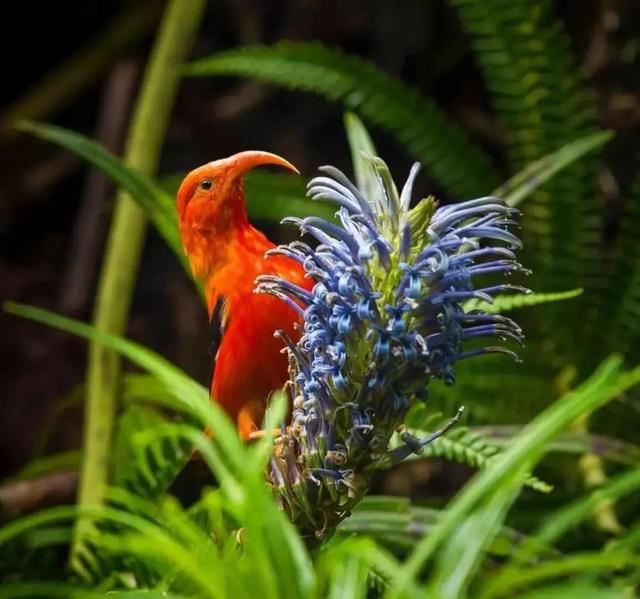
[1,0,638,485]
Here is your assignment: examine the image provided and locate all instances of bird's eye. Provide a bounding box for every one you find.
[200,179,213,191]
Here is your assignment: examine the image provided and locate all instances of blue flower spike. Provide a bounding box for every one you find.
[257,155,528,538]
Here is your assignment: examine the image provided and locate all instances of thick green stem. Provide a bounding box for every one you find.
[71,0,205,573]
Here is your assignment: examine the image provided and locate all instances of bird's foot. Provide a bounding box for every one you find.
[247,427,284,441]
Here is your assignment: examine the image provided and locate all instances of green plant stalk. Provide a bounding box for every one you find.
[71,0,205,573]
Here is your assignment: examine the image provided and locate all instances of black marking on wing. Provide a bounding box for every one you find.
[207,296,228,389]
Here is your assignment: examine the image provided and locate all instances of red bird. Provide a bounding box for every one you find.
[176,151,312,440]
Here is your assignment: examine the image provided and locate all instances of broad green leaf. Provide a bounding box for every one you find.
[318,537,421,598]
[422,356,640,599]
[121,373,179,407]
[343,111,378,198]
[0,581,113,598]
[323,540,377,599]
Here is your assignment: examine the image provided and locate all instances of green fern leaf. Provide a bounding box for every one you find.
[185,42,499,198]
[114,404,190,500]
[451,0,601,323]
[428,428,551,493]
[610,206,640,358]
[464,288,583,314]
[391,409,552,493]
[586,175,640,365]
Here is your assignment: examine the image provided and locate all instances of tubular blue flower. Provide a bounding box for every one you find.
[258,155,529,538]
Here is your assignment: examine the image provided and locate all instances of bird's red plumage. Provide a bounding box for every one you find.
[209,229,311,438]
[176,152,311,439]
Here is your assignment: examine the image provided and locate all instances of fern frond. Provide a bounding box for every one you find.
[114,405,190,500]
[464,288,583,314]
[185,42,499,197]
[587,175,640,364]
[391,412,552,492]
[578,177,640,444]
[451,0,600,298]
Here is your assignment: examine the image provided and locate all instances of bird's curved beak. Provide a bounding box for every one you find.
[227,150,300,178]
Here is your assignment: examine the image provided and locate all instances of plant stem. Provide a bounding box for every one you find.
[71,0,205,574]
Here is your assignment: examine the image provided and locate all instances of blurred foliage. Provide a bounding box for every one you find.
[2,304,640,598]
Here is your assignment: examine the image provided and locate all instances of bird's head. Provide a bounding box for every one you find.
[176,151,299,277]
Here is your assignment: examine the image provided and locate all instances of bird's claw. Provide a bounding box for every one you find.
[247,427,284,441]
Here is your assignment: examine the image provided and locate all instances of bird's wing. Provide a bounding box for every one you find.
[208,295,229,388]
